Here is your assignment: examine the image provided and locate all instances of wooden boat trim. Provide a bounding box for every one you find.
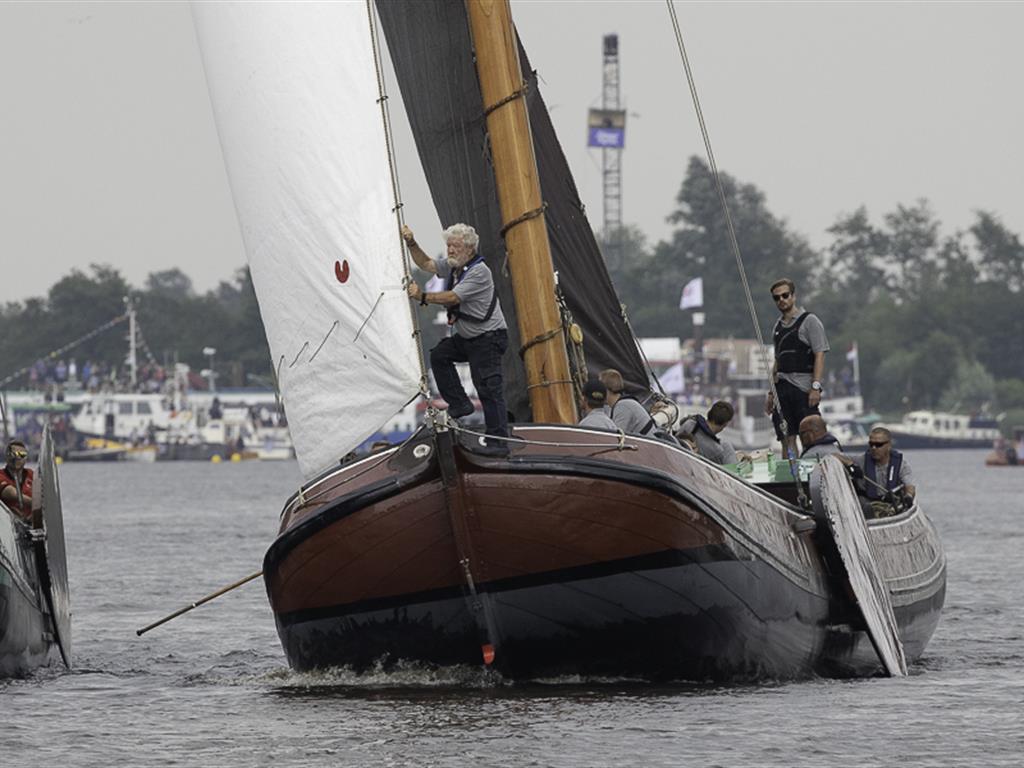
[510,424,818,515]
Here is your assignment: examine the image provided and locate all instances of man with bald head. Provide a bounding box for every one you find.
[798,414,843,459]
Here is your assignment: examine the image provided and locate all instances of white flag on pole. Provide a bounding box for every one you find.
[659,361,686,396]
[679,277,703,310]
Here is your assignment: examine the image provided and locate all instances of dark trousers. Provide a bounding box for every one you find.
[430,330,509,437]
[771,378,820,442]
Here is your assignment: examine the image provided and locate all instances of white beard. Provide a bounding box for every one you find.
[446,257,461,269]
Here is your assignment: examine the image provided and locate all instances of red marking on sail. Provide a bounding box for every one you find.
[482,643,495,665]
[335,259,350,283]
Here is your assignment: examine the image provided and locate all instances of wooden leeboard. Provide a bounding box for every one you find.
[34,426,72,668]
[815,456,907,676]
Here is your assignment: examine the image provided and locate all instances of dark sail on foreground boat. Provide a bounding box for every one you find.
[193,1,944,680]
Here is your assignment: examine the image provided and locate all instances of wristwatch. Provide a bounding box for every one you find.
[811,381,822,392]
[420,292,429,307]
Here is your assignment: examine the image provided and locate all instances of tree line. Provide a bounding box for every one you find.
[604,157,1024,428]
[3,155,1023,430]
[0,266,270,391]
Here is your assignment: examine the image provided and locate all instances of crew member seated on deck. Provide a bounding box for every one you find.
[404,223,509,453]
[0,439,34,521]
[797,415,843,459]
[599,369,656,437]
[850,427,916,519]
[577,378,618,431]
[676,401,738,465]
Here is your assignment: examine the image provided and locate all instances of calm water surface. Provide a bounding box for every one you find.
[2,452,1022,767]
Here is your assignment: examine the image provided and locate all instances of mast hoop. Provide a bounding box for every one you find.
[482,80,530,117]
[499,202,548,238]
[518,326,562,358]
[525,378,574,391]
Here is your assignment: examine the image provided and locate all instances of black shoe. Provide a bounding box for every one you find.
[475,439,510,457]
[447,403,474,420]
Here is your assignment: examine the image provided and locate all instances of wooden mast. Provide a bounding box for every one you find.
[465,0,576,424]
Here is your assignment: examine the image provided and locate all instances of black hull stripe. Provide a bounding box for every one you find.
[276,543,740,628]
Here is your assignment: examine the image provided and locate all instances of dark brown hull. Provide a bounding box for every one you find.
[264,425,945,680]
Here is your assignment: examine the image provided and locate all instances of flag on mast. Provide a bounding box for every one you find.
[847,341,861,394]
[679,277,703,310]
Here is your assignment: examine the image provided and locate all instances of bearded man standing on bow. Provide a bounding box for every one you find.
[404,223,510,451]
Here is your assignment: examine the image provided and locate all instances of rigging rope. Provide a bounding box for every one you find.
[0,313,128,390]
[366,0,430,397]
[665,1,807,505]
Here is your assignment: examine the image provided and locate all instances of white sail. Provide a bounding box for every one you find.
[192,2,422,478]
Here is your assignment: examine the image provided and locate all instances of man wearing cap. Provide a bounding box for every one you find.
[0,439,34,521]
[578,379,618,431]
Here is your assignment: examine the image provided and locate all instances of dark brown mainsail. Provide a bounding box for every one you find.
[376,0,650,418]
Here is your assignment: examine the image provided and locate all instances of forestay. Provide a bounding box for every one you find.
[192,2,421,478]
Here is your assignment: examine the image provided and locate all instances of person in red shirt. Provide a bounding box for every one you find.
[0,438,33,521]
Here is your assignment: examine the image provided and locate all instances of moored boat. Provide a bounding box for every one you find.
[193,0,944,681]
[877,409,1000,449]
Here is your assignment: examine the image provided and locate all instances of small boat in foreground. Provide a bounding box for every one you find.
[0,427,72,677]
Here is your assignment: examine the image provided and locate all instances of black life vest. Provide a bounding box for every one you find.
[863,448,904,500]
[773,311,816,374]
[799,433,842,458]
[681,415,720,444]
[446,254,498,326]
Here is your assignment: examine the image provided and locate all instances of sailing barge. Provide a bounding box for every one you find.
[193,0,944,680]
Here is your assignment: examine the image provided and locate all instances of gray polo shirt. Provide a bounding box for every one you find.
[610,397,655,436]
[775,309,829,392]
[434,256,507,338]
[579,410,619,431]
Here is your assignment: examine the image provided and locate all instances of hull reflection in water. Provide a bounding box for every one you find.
[263,425,945,681]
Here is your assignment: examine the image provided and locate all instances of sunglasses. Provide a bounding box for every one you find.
[772,291,791,302]
[8,448,28,458]
[868,441,889,448]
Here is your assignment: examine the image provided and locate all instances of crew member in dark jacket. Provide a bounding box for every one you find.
[797,415,844,459]
[677,401,738,464]
[404,223,509,452]
[852,427,915,517]
[764,278,829,456]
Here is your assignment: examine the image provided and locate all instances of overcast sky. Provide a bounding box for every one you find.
[2,1,1022,305]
